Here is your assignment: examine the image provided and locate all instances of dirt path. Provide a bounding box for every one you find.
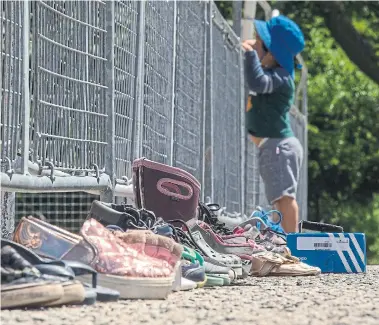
[2,266,378,325]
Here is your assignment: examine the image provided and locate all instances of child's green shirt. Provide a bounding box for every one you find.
[245,50,294,138]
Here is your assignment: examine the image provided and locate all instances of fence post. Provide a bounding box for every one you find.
[239,49,246,216]
[169,1,178,166]
[302,77,308,221]
[103,0,116,203]
[21,0,30,175]
[132,0,146,161]
[201,2,208,203]
[232,1,242,37]
[208,2,214,202]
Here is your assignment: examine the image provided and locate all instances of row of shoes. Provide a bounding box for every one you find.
[0,158,321,309]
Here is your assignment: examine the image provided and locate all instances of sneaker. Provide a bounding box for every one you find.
[1,246,85,308]
[89,200,159,230]
[186,220,316,276]
[203,256,237,283]
[187,220,266,261]
[204,275,224,287]
[179,277,197,291]
[181,260,206,288]
[111,229,183,267]
[13,216,178,299]
[224,225,291,257]
[249,207,286,236]
[81,219,179,299]
[170,219,243,278]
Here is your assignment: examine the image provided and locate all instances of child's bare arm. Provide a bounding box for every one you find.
[245,50,290,94]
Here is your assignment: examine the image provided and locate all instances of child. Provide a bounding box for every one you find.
[242,15,305,233]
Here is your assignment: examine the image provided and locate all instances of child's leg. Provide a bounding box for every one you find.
[258,137,303,233]
[274,196,299,233]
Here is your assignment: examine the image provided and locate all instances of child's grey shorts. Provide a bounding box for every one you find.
[258,137,303,204]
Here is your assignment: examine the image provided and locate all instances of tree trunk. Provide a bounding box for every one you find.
[320,1,379,85]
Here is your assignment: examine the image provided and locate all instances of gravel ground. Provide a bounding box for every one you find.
[2,266,379,325]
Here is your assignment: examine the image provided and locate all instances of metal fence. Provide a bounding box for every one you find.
[1,0,308,235]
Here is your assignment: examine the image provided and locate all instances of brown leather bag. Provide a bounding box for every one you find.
[132,158,201,222]
[13,216,97,265]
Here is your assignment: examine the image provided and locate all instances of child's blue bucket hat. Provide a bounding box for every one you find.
[254,15,305,78]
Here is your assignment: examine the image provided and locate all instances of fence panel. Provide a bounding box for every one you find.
[30,1,108,171]
[1,1,24,164]
[208,9,227,208]
[207,4,244,213]
[1,1,309,235]
[15,192,99,231]
[244,140,260,214]
[172,1,206,183]
[114,0,139,179]
[224,47,244,213]
[141,0,175,165]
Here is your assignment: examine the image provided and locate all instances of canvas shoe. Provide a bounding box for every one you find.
[111,228,183,268]
[13,216,178,299]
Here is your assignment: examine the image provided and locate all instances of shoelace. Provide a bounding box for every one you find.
[251,208,286,235]
[166,219,207,257]
[261,227,287,240]
[198,202,233,236]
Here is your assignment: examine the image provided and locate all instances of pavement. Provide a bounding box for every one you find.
[2,266,379,325]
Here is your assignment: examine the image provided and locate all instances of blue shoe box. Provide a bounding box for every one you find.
[287,233,367,273]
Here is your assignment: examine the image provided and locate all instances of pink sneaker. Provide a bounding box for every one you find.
[81,219,174,277]
[112,229,183,267]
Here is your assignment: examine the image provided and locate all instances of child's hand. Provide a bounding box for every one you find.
[242,39,257,52]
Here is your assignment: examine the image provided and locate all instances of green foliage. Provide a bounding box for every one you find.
[214,1,233,20]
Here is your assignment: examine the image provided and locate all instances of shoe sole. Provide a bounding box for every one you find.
[208,273,231,285]
[196,276,207,288]
[41,281,86,307]
[233,266,243,278]
[1,282,64,309]
[204,275,224,287]
[179,278,197,291]
[77,273,176,300]
[265,269,322,277]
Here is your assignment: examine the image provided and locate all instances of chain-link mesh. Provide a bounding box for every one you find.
[1,1,24,165]
[209,17,227,208]
[114,0,138,179]
[14,192,99,233]
[244,140,260,213]
[30,1,108,170]
[224,47,243,213]
[141,1,175,164]
[172,1,206,182]
[207,5,243,213]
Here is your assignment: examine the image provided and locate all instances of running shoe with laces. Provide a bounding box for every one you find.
[181,260,206,288]
[167,219,244,278]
